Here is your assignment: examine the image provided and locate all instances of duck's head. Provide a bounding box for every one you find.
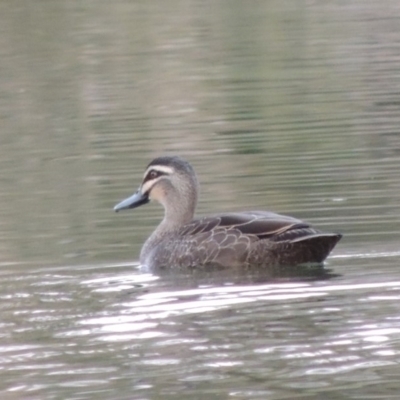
[114,156,199,223]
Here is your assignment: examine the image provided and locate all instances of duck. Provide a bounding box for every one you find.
[114,156,342,271]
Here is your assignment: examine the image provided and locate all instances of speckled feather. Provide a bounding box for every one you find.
[141,211,341,270]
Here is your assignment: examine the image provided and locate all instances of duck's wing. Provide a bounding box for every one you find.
[176,212,341,268]
[180,212,319,243]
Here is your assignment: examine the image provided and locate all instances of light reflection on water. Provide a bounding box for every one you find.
[2,248,400,398]
[2,259,400,398]
[333,250,400,260]
[77,272,400,344]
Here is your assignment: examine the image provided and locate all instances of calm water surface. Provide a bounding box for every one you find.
[1,1,400,399]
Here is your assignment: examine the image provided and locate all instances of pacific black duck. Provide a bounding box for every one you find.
[114,156,341,270]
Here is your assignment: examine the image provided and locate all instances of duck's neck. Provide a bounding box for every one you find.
[140,188,197,263]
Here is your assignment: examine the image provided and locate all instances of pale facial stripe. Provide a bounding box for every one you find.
[141,165,174,194]
[142,165,174,179]
[141,180,155,195]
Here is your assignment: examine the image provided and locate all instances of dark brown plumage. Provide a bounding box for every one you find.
[114,157,341,270]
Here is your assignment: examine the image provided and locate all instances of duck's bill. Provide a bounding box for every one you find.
[114,190,149,212]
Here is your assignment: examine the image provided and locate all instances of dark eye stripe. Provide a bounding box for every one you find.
[143,169,166,183]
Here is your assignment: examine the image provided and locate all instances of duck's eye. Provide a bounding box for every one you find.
[149,170,159,179]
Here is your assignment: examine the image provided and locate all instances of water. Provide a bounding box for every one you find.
[1,0,400,398]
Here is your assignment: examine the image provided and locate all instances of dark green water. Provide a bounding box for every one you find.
[1,1,400,399]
